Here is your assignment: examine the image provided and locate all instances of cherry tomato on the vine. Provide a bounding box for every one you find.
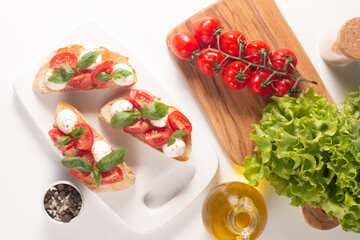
[221,61,251,90]
[197,48,226,76]
[272,77,297,97]
[219,31,247,57]
[271,48,298,73]
[193,16,221,45]
[244,40,272,65]
[247,70,274,96]
[171,32,199,60]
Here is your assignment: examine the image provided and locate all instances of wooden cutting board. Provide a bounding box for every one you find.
[166,0,333,165]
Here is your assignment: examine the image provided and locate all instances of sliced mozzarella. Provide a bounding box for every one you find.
[79,49,102,70]
[91,141,112,162]
[150,114,168,128]
[110,100,134,117]
[112,63,134,86]
[45,70,66,90]
[162,138,186,158]
[56,110,77,134]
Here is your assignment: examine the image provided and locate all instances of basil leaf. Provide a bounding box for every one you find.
[96,72,112,82]
[93,168,102,187]
[61,157,94,173]
[70,127,86,139]
[98,148,126,172]
[172,130,187,138]
[76,50,100,71]
[134,108,141,117]
[54,136,72,146]
[113,68,132,79]
[167,130,187,147]
[111,111,138,128]
[141,102,169,120]
[48,67,75,84]
[167,135,176,147]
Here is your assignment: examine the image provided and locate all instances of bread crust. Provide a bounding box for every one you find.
[99,91,192,161]
[34,44,137,94]
[53,101,135,192]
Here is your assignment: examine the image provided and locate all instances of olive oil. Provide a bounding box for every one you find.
[202,182,267,240]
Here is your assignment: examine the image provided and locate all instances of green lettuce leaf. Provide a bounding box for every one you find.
[244,87,360,233]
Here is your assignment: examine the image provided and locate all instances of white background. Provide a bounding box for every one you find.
[1,0,360,239]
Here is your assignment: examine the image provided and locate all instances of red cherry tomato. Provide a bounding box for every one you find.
[197,48,226,76]
[272,77,297,97]
[193,16,221,45]
[68,70,92,88]
[171,32,199,60]
[123,119,150,134]
[221,61,251,90]
[73,123,94,151]
[144,127,172,147]
[93,60,114,86]
[247,70,274,96]
[168,111,192,135]
[101,166,124,184]
[244,40,272,65]
[127,89,154,111]
[69,151,96,179]
[48,128,74,152]
[219,31,247,57]
[50,53,78,70]
[271,48,298,73]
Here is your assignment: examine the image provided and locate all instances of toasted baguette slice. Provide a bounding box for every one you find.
[99,91,192,161]
[53,101,135,192]
[34,44,137,94]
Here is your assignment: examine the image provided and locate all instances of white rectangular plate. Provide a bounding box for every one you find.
[13,20,218,233]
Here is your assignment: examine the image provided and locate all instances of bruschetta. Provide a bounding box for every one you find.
[34,44,137,94]
[99,89,192,161]
[49,101,135,192]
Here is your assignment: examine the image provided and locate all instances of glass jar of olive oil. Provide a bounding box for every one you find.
[202,182,267,240]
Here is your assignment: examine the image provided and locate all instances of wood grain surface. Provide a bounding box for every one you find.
[166,0,333,165]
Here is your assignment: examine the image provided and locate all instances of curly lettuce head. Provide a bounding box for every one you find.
[244,87,360,233]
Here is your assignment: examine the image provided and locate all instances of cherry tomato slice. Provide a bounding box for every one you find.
[93,60,114,86]
[247,70,274,96]
[271,48,298,73]
[101,166,124,184]
[68,70,92,88]
[219,31,247,57]
[48,128,74,152]
[123,119,150,134]
[144,127,172,147]
[172,32,199,60]
[197,48,226,76]
[193,16,221,45]
[244,40,272,65]
[69,151,96,179]
[168,111,192,135]
[221,61,251,90]
[272,77,297,97]
[73,123,94,151]
[50,53,78,70]
[127,89,154,111]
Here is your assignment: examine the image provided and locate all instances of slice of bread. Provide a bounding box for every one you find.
[53,101,135,192]
[34,44,137,94]
[99,91,192,161]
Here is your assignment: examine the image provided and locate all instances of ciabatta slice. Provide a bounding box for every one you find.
[99,91,192,161]
[34,44,137,94]
[53,101,135,192]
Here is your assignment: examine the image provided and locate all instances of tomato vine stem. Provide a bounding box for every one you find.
[197,32,317,96]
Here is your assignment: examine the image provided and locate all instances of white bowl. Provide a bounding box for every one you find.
[42,180,83,224]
